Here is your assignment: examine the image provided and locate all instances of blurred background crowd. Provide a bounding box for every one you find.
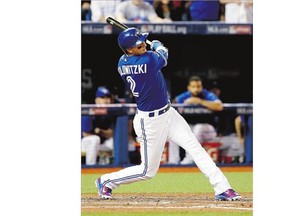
[81,0,253,167]
[81,0,253,23]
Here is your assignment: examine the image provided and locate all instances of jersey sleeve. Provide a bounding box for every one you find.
[148,46,168,72]
[155,45,168,65]
[175,95,182,103]
[175,92,189,103]
[205,90,220,101]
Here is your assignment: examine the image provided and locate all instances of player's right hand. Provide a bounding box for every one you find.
[150,40,163,51]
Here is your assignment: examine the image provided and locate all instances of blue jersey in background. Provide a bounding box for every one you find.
[175,89,220,104]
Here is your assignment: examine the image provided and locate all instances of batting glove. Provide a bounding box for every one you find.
[150,40,163,51]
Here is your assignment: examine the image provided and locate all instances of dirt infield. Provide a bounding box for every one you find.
[82,166,253,214]
[82,192,253,213]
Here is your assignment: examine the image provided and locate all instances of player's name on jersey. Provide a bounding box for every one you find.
[118,64,147,76]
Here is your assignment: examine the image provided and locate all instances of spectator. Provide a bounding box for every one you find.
[235,115,244,145]
[217,132,245,164]
[115,0,171,23]
[81,86,115,165]
[215,114,254,164]
[220,0,253,23]
[223,115,246,162]
[168,76,223,164]
[187,0,221,21]
[153,0,172,21]
[207,80,234,136]
[176,76,223,110]
[153,0,186,21]
[90,0,122,22]
[81,1,92,21]
[209,80,221,98]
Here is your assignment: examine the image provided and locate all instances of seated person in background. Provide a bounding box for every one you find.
[90,0,122,23]
[176,76,223,111]
[81,86,115,165]
[168,75,223,165]
[218,115,245,163]
[115,0,171,23]
[220,0,253,23]
[187,0,221,21]
[153,0,186,21]
[235,115,244,145]
[153,0,173,21]
[217,132,245,163]
[81,1,91,21]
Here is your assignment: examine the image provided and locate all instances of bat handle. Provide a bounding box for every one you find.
[145,39,152,46]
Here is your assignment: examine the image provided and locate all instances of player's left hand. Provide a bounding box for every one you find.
[150,40,163,51]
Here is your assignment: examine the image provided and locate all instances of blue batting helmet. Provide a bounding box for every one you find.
[118,27,149,53]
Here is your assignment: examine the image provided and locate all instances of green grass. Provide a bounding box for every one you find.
[82,172,253,194]
[82,172,252,216]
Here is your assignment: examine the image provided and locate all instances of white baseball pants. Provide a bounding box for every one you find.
[100,107,231,195]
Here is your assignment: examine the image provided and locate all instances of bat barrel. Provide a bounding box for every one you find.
[106,17,151,45]
[106,17,128,30]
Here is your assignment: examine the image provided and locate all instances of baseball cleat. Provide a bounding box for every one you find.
[215,189,242,201]
[95,178,112,199]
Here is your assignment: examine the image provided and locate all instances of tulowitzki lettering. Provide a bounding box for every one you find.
[118,64,147,76]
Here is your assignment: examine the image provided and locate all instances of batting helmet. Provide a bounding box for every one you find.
[118,27,149,53]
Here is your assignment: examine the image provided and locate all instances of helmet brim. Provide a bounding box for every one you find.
[134,32,149,47]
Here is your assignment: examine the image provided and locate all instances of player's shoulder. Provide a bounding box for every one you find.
[202,89,220,100]
[118,54,130,64]
[202,89,214,96]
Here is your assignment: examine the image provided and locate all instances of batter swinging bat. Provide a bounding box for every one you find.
[106,17,152,45]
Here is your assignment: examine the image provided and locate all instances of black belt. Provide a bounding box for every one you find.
[148,103,170,117]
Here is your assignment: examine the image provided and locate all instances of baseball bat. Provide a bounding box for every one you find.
[106,17,152,45]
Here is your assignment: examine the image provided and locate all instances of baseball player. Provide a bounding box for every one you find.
[96,27,241,201]
[169,75,222,165]
[81,86,115,165]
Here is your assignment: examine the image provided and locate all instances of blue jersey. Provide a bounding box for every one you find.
[175,89,220,125]
[117,49,169,111]
[175,89,219,104]
[189,1,220,21]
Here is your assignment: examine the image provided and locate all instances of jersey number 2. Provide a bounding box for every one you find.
[126,76,139,97]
